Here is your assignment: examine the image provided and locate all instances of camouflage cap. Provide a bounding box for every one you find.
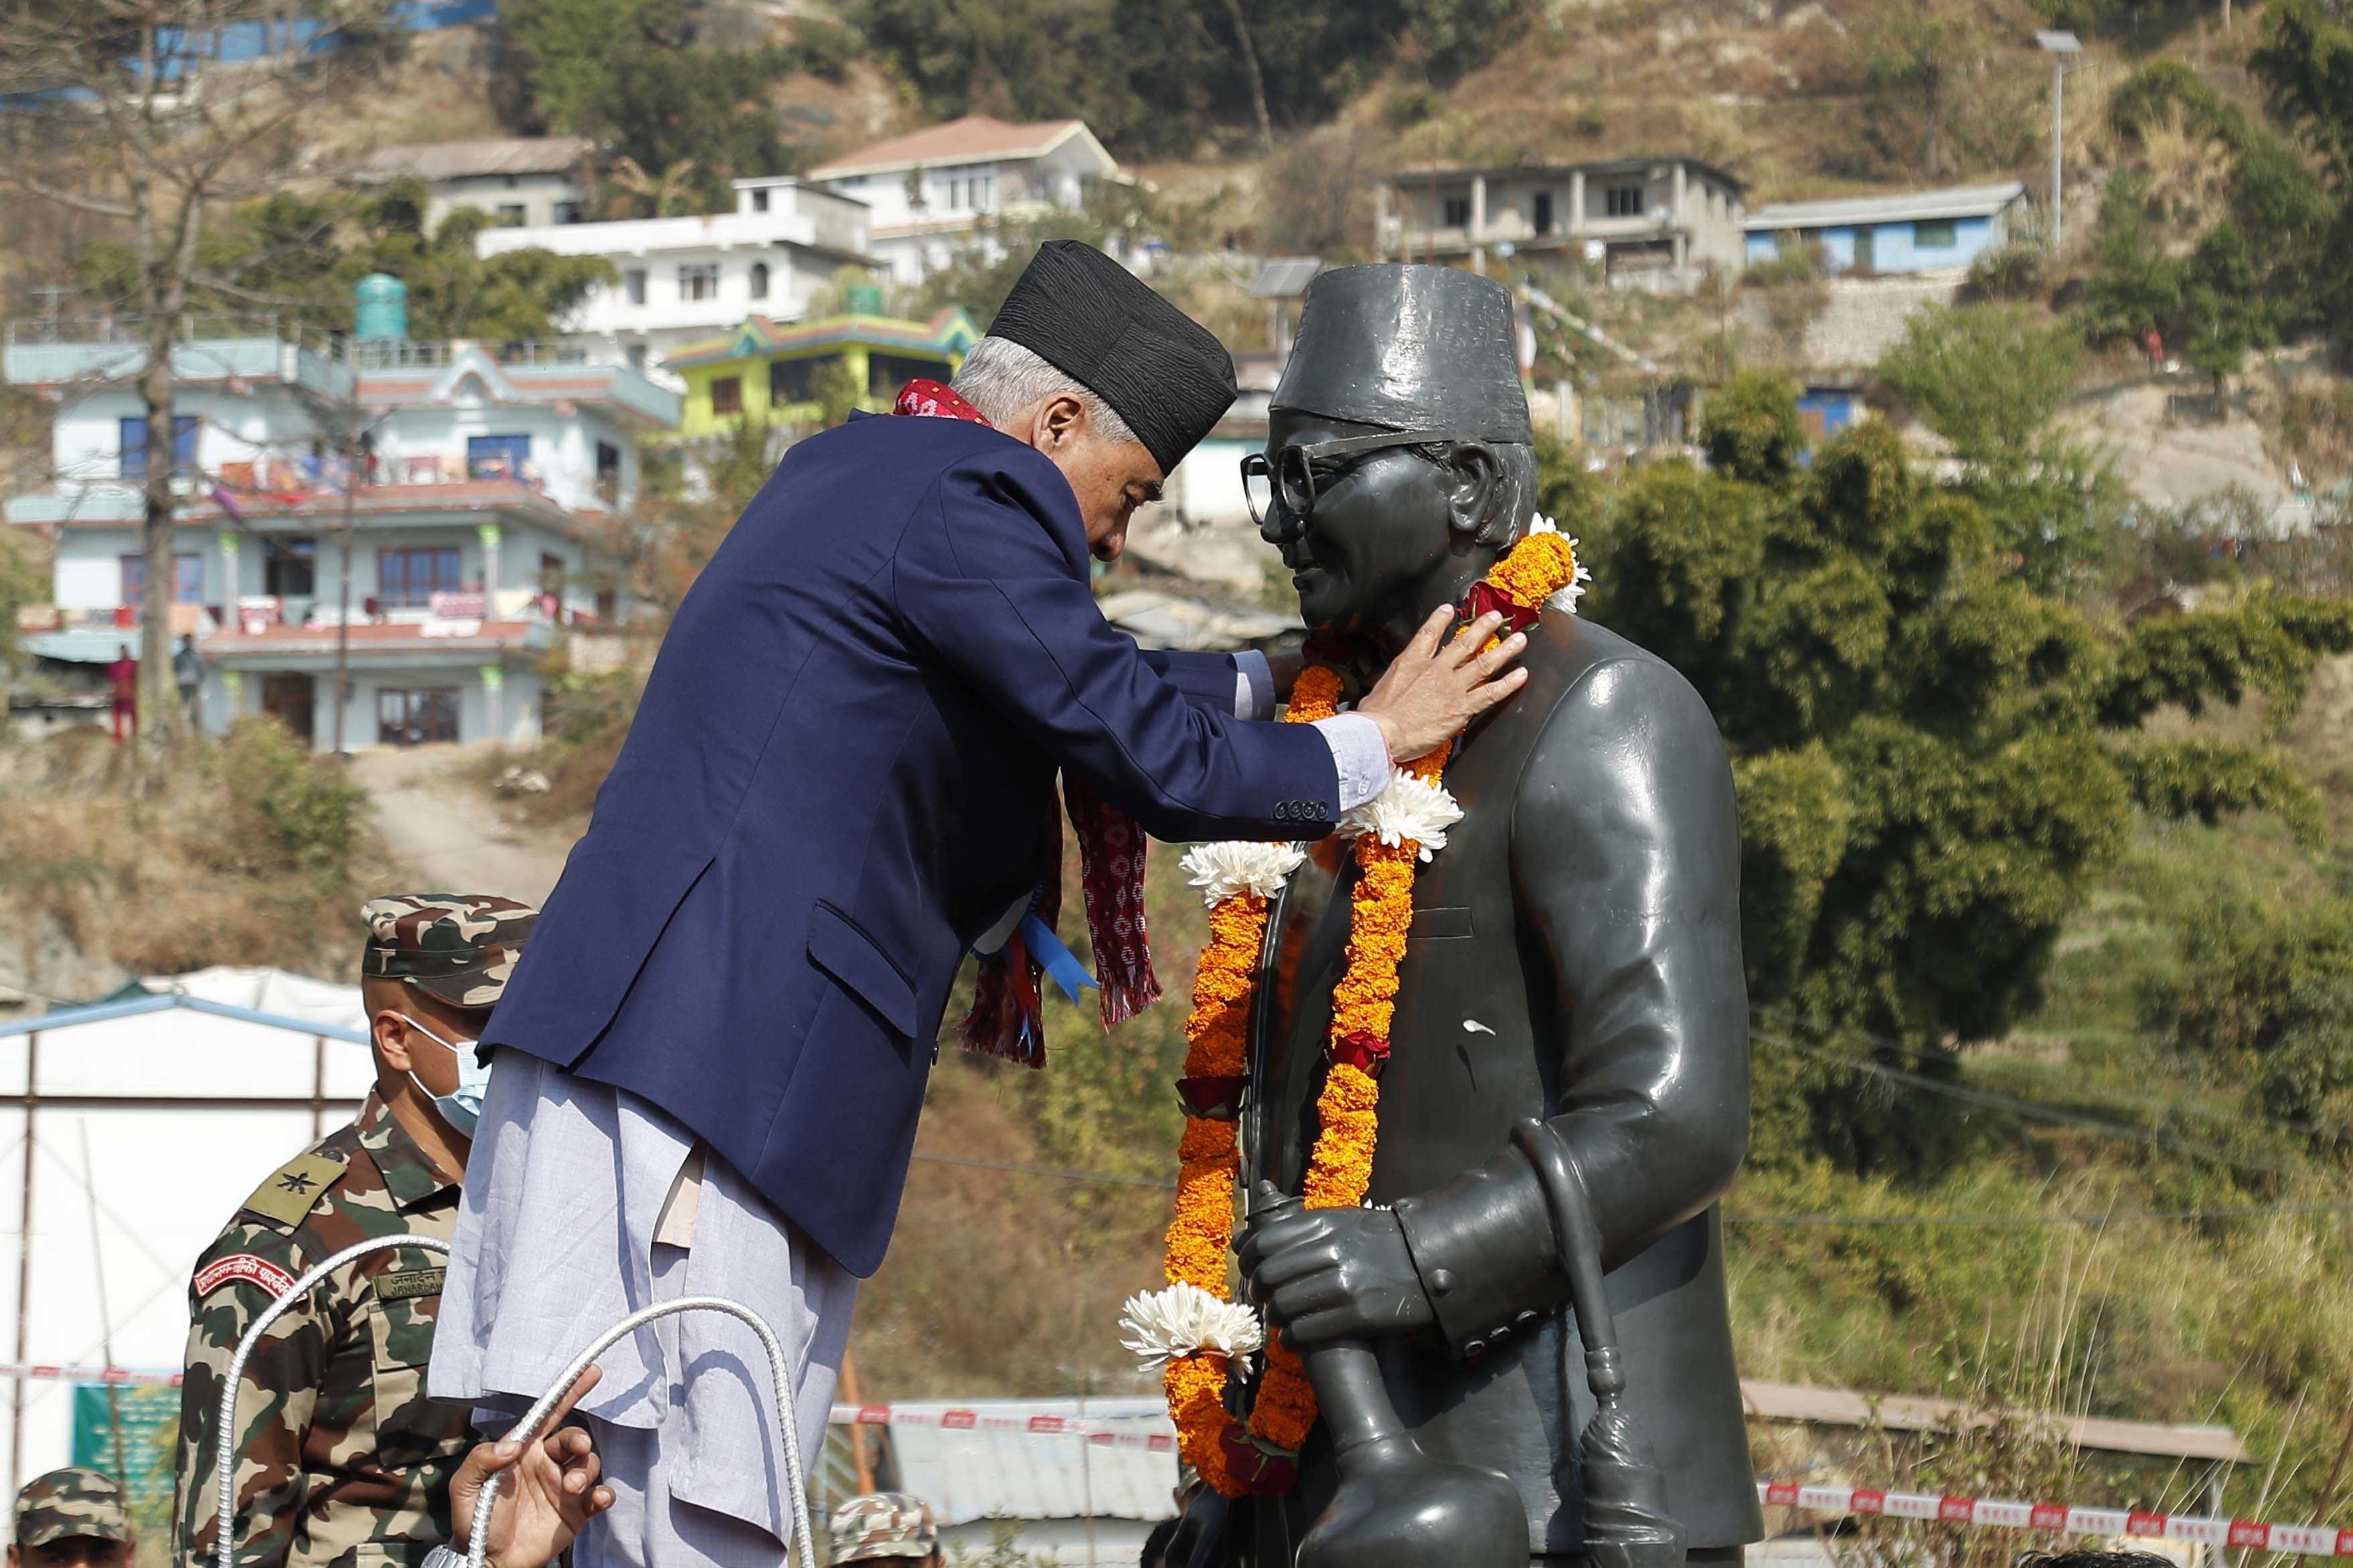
[828,1492,938,1561]
[13,1467,131,1549]
[359,893,537,1010]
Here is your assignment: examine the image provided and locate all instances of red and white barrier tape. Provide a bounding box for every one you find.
[1764,1480,2350,1557]
[0,1363,180,1387]
[828,1403,1175,1454]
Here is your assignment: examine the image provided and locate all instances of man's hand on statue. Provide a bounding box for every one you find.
[449,1365,616,1568]
[1355,607,1530,764]
[1237,1201,1435,1346]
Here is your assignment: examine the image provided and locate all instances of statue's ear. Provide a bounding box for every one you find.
[1440,442,1502,539]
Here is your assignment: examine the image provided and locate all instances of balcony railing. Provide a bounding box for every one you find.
[6,315,633,373]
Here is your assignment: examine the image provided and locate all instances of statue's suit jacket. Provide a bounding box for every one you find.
[1246,613,1763,1561]
[485,412,1340,1279]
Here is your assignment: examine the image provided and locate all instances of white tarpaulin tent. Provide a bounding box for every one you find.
[0,966,373,1518]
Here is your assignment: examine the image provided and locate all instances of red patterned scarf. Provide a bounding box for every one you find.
[894,379,1164,1062]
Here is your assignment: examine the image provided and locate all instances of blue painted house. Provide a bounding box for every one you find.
[1742,181,2028,277]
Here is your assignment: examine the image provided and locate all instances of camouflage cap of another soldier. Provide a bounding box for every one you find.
[13,1467,131,1549]
[829,1492,939,1561]
[359,893,538,1010]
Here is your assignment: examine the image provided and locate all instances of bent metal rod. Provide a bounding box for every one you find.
[212,1234,819,1568]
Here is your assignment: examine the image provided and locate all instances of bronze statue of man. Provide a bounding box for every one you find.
[1217,264,1763,1568]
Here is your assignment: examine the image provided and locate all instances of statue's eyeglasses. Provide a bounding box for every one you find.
[1240,430,1475,528]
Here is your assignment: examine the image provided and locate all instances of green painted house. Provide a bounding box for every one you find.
[665,307,980,438]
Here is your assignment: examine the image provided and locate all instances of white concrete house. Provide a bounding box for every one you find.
[474,177,880,387]
[806,116,1121,284]
[359,136,595,231]
[1382,156,1748,291]
[4,316,679,751]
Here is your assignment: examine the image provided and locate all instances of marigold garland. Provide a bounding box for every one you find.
[1134,521,1585,1498]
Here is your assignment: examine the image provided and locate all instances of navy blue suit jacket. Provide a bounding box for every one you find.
[486,413,1339,1276]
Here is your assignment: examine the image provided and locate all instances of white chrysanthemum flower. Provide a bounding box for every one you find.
[1339,773,1463,861]
[1180,841,1307,905]
[1549,548,1593,616]
[1119,1282,1265,1372]
[1528,512,1561,535]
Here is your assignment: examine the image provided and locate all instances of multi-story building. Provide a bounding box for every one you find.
[473,177,881,387]
[1380,156,1747,290]
[359,136,596,231]
[3,315,679,750]
[805,116,1121,284]
[665,307,977,439]
[1742,181,2030,277]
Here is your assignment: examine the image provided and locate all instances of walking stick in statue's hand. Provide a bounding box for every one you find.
[1512,1119,1686,1568]
[1246,1189,1527,1568]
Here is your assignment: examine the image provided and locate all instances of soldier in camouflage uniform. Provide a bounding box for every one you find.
[11,1467,133,1568]
[172,894,537,1568]
[826,1493,940,1565]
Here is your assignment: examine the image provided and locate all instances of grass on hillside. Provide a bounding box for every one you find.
[0,721,381,992]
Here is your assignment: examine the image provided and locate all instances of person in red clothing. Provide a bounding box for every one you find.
[106,644,137,744]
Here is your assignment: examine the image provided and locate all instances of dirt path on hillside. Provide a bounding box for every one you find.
[349,743,580,905]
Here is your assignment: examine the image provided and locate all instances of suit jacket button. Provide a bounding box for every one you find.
[1428,1268,1455,1296]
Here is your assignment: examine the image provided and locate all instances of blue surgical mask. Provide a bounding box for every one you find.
[402,1014,492,1136]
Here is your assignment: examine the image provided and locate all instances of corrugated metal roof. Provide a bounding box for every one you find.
[809,116,1095,179]
[363,136,593,182]
[884,1399,1178,1527]
[1744,181,2028,231]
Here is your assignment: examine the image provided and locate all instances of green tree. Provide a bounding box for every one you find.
[1876,305,2110,591]
[1878,304,2081,474]
[1584,381,2353,1173]
[82,179,615,341]
[848,0,1534,159]
[499,0,850,205]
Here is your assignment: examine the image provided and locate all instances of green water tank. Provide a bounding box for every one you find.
[355,272,408,340]
[845,283,885,316]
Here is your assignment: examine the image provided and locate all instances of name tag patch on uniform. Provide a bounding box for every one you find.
[374,1267,446,1302]
[195,1253,298,1298]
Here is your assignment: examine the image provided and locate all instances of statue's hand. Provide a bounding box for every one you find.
[1237,1200,1434,1347]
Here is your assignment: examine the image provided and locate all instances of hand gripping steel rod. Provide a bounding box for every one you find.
[464,1296,817,1568]
[216,1235,454,1568]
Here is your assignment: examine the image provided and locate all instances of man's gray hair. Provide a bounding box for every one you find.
[951,335,1141,448]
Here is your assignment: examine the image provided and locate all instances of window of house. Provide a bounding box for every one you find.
[119,552,204,606]
[1913,218,1958,248]
[264,537,317,598]
[118,415,199,479]
[495,203,526,227]
[1533,191,1554,236]
[377,687,461,746]
[595,440,622,505]
[679,263,720,302]
[749,262,770,300]
[626,343,647,371]
[1605,184,1645,218]
[378,546,463,608]
[870,353,947,400]
[540,551,566,599]
[710,376,743,416]
[467,434,531,482]
[750,187,770,213]
[625,269,648,305]
[770,357,816,406]
[553,200,582,225]
[1442,195,1471,228]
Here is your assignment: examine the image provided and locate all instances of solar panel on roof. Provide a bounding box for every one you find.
[1250,258,1323,298]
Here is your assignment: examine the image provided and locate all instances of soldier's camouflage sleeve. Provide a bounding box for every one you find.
[171,1221,333,1568]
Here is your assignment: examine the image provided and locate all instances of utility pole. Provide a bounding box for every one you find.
[2036,31,2083,254]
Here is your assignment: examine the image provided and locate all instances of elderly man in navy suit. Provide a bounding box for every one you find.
[428,242,1530,1568]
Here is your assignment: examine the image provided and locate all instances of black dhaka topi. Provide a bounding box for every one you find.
[989,240,1238,474]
